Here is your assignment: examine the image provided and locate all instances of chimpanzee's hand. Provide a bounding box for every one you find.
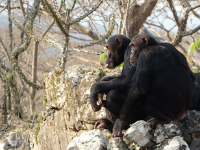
[92,103,102,112]
[100,76,115,82]
[112,119,126,137]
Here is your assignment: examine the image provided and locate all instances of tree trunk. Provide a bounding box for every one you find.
[6,85,11,110]
[123,0,158,38]
[30,41,39,114]
[2,95,7,125]
[5,70,20,116]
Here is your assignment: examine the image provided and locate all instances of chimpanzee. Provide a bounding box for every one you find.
[90,35,148,131]
[194,73,200,85]
[112,33,195,137]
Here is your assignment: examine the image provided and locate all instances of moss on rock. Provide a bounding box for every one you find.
[34,124,40,144]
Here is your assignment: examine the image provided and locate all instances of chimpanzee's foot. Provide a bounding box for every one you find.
[112,119,127,137]
[95,119,113,132]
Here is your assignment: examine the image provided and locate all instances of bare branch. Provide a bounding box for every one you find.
[18,0,26,19]
[8,0,13,53]
[70,0,103,25]
[41,1,62,37]
[179,0,187,8]
[73,13,115,49]
[78,2,101,39]
[185,0,200,19]
[123,0,131,36]
[166,0,181,27]
[0,5,20,10]
[0,58,8,71]
[188,3,200,11]
[117,0,123,34]
[42,19,55,37]
[0,3,7,13]
[171,2,200,46]
[10,15,63,50]
[182,25,200,36]
[72,22,99,40]
[0,36,10,60]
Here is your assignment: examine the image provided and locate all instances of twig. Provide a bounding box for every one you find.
[18,0,26,19]
[0,3,7,14]
[0,36,10,60]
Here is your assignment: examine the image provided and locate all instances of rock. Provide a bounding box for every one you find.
[163,136,190,150]
[3,65,200,150]
[189,139,200,150]
[187,110,200,127]
[189,125,200,150]
[44,65,117,130]
[190,125,200,140]
[67,129,109,150]
[153,123,182,143]
[29,65,120,150]
[107,137,124,150]
[0,131,5,139]
[0,132,30,150]
[124,120,153,148]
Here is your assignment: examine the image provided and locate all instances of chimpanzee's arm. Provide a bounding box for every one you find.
[133,53,151,94]
[194,73,200,85]
[100,75,116,82]
[90,75,130,111]
[112,52,151,137]
[121,54,149,117]
[112,85,144,136]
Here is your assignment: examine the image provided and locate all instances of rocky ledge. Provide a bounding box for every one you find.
[0,65,200,150]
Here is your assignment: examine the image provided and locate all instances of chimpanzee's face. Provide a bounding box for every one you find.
[129,40,139,66]
[105,44,115,69]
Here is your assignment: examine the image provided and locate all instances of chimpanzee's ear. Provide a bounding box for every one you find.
[115,38,122,47]
[142,37,148,45]
[105,44,109,49]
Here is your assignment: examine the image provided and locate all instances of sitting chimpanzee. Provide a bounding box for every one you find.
[112,33,195,137]
[194,73,200,84]
[90,35,148,131]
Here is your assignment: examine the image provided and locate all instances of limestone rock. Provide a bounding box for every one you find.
[0,132,29,150]
[189,125,200,150]
[107,137,124,150]
[163,136,190,150]
[30,65,120,150]
[153,123,181,143]
[44,65,117,131]
[67,129,109,150]
[187,110,200,127]
[3,65,200,150]
[189,139,200,150]
[124,120,153,147]
[190,125,200,140]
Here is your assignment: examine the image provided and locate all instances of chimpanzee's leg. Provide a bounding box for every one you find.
[95,90,125,131]
[96,90,148,131]
[104,90,126,117]
[189,83,200,111]
[141,96,171,129]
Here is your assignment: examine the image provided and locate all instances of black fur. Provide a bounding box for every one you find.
[90,35,147,130]
[112,33,195,137]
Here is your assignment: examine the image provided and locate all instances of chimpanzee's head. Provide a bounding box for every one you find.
[105,35,131,69]
[129,33,158,66]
